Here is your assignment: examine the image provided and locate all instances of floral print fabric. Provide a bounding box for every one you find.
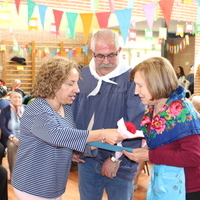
[141,86,200,150]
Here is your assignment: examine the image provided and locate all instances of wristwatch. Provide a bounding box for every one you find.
[10,136,15,141]
[110,155,121,163]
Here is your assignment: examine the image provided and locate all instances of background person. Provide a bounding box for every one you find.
[0,165,8,200]
[123,57,200,200]
[11,56,124,200]
[0,86,10,110]
[176,66,186,85]
[191,95,200,113]
[72,29,145,200]
[0,90,26,178]
[186,65,194,96]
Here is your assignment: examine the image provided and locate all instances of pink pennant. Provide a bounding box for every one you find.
[95,12,111,28]
[109,0,115,12]
[159,0,174,27]
[142,2,157,30]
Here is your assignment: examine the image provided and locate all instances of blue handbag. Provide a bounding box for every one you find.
[147,165,186,200]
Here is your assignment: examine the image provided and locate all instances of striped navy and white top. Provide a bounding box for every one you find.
[12,98,89,198]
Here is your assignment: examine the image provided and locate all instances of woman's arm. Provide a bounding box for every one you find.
[149,134,200,167]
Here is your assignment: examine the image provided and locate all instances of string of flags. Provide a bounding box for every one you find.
[0,0,199,56]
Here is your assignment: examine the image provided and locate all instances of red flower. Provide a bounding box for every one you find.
[169,100,183,117]
[125,122,136,134]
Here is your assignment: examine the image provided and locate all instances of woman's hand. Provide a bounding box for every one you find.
[12,137,19,146]
[104,129,125,145]
[122,148,149,163]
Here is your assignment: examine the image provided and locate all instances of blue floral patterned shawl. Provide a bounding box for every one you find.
[141,85,200,150]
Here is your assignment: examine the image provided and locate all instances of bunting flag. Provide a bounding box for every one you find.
[145,29,153,40]
[73,48,77,58]
[14,0,20,14]
[29,17,38,30]
[51,51,56,56]
[142,2,157,30]
[80,13,93,44]
[83,45,88,55]
[90,0,99,11]
[159,27,167,40]
[194,24,200,34]
[68,49,73,59]
[0,44,6,51]
[44,47,50,54]
[12,37,19,52]
[185,35,189,45]
[66,12,78,39]
[176,24,184,37]
[0,9,11,24]
[38,4,47,30]
[185,22,194,33]
[166,35,190,54]
[130,20,136,28]
[76,47,82,58]
[53,9,63,35]
[109,0,115,12]
[129,30,136,41]
[114,8,132,44]
[95,12,111,29]
[159,0,174,27]
[27,0,36,23]
[50,23,57,35]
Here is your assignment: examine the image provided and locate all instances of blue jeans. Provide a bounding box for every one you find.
[78,158,134,200]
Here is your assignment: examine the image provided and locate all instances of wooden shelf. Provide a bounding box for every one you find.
[2,40,89,94]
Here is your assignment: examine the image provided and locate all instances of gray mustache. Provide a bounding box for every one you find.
[99,63,114,68]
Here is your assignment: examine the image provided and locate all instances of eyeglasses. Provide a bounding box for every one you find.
[93,51,118,62]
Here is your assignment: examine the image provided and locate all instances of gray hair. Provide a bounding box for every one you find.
[90,29,120,51]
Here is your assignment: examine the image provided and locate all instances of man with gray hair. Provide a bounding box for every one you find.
[72,29,145,200]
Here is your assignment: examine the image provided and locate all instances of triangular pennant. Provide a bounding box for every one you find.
[27,0,36,23]
[95,12,111,29]
[159,0,174,27]
[66,12,78,39]
[38,4,47,30]
[90,0,99,11]
[14,0,20,14]
[159,27,167,40]
[129,30,136,41]
[109,0,115,12]
[80,13,93,44]
[53,9,63,35]
[0,9,11,24]
[176,24,184,37]
[68,49,73,59]
[29,17,38,30]
[114,8,132,44]
[83,45,88,55]
[142,2,157,30]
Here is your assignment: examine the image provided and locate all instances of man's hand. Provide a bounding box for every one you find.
[72,154,85,163]
[101,157,120,179]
